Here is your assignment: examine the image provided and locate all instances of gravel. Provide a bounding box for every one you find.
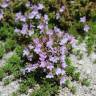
[0,80,19,96]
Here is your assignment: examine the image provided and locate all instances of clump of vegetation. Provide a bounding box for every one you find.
[11,92,18,96]
[4,38,17,52]
[0,0,95,95]
[0,42,5,58]
[86,22,96,54]
[3,78,12,86]
[19,83,29,94]
[14,45,23,56]
[30,82,59,96]
[2,54,21,77]
[0,69,5,80]
[81,78,91,87]
[0,24,14,40]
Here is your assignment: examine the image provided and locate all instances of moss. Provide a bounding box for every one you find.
[0,42,5,58]
[4,38,17,52]
[65,80,73,89]
[72,72,81,81]
[3,63,13,75]
[7,54,21,65]
[0,69,5,80]
[81,78,91,87]
[71,86,76,94]
[14,45,23,56]
[19,83,29,94]
[3,78,12,86]
[0,23,15,41]
[65,65,76,77]
[93,60,96,64]
[3,54,21,76]
[11,92,18,96]
[24,77,36,88]
[30,82,59,96]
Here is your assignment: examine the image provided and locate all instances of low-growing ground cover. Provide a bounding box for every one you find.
[0,0,96,96]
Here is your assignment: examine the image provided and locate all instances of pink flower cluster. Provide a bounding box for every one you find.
[14,3,45,36]
[0,0,10,8]
[0,1,78,85]
[23,26,77,85]
[1,1,92,85]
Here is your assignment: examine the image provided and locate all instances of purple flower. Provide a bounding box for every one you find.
[38,3,44,10]
[35,14,41,19]
[60,77,65,85]
[44,14,48,21]
[33,38,39,44]
[28,44,34,50]
[42,37,47,43]
[46,73,54,78]
[20,15,26,22]
[37,23,46,33]
[29,24,35,29]
[61,62,67,68]
[49,56,59,63]
[25,2,30,8]
[57,32,64,38]
[50,47,58,54]
[15,12,26,22]
[14,28,20,33]
[28,11,38,19]
[36,43,42,48]
[28,30,34,36]
[32,5,38,10]
[80,16,86,23]
[60,46,66,55]
[49,56,55,62]
[46,30,53,36]
[56,68,62,75]
[83,25,90,32]
[60,55,66,63]
[61,69,65,75]
[6,0,10,1]
[39,53,47,61]
[37,24,44,30]
[27,55,33,61]
[54,27,63,38]
[21,24,28,35]
[60,37,68,45]
[23,48,30,56]
[40,61,46,68]
[15,12,22,21]
[56,13,60,19]
[64,33,70,39]
[54,27,60,33]
[59,6,65,13]
[25,64,38,72]
[47,64,54,71]
[46,39,53,48]
[34,47,41,54]
[28,13,35,19]
[1,2,9,8]
[69,36,76,45]
[0,12,3,20]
